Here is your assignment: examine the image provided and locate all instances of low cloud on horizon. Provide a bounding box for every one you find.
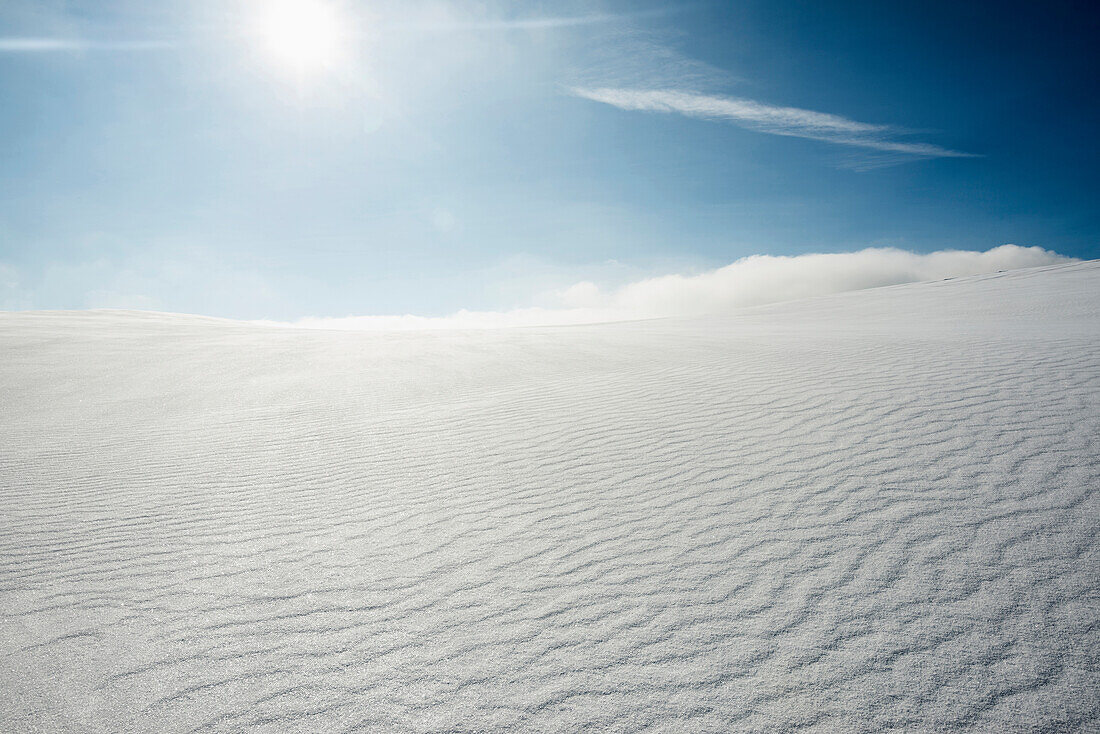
[265,245,1074,331]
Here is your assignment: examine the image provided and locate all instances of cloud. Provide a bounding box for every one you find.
[567,35,729,94]
[388,5,695,33]
[571,88,975,159]
[262,245,1074,331]
[0,38,173,51]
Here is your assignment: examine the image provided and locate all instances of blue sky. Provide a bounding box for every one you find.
[1,0,1097,319]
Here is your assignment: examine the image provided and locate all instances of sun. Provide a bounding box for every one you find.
[256,0,346,74]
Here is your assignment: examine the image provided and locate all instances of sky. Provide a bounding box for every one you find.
[0,0,1097,321]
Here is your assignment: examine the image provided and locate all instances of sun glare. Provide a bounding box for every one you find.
[256,0,346,74]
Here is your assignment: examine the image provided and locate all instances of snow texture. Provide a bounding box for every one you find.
[1,261,1098,732]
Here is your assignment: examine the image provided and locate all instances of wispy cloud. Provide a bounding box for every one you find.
[260,246,1071,330]
[567,31,729,93]
[570,87,975,160]
[389,5,694,33]
[0,37,173,52]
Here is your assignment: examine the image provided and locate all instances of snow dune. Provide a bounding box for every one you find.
[1,261,1098,732]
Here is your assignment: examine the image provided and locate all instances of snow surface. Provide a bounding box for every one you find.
[1,262,1098,732]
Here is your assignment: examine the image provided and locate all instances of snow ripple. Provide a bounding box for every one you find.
[1,263,1098,732]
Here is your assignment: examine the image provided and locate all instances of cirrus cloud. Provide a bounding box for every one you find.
[570,87,976,160]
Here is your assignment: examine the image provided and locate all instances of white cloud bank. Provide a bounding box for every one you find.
[265,245,1074,331]
[571,88,975,160]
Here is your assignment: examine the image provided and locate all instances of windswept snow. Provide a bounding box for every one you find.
[1,262,1098,732]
